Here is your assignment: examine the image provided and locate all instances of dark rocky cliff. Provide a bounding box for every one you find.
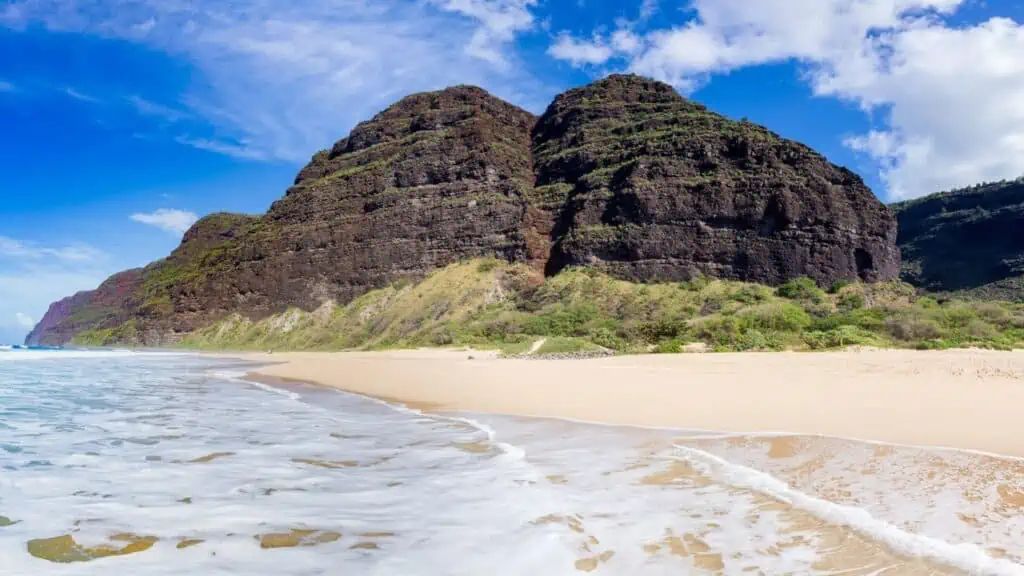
[29,74,900,346]
[894,178,1024,300]
[535,75,899,285]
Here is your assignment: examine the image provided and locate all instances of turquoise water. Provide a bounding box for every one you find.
[1,349,1023,575]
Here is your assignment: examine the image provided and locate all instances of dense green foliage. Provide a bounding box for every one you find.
[893,177,1024,300]
[178,259,1024,355]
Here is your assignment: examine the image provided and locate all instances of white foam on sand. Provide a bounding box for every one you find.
[673,443,1024,575]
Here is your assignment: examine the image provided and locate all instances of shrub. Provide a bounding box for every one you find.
[885,315,944,341]
[804,326,883,350]
[521,304,600,336]
[477,259,500,273]
[962,318,998,340]
[734,329,775,351]
[776,277,825,303]
[740,302,812,332]
[589,327,627,351]
[429,326,455,346]
[837,293,866,312]
[636,318,688,342]
[802,302,834,318]
[655,339,683,354]
[971,302,1011,326]
[693,315,743,347]
[829,279,855,294]
[730,285,770,304]
[699,297,725,316]
[682,275,711,292]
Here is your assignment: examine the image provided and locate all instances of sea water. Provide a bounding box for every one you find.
[1,350,1022,575]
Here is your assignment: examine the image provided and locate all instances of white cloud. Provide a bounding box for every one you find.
[548,34,614,66]
[549,0,1024,199]
[14,312,34,329]
[2,0,545,163]
[611,29,642,55]
[130,209,199,235]
[126,95,190,122]
[0,235,106,262]
[0,80,15,92]
[63,87,99,102]
[428,0,537,67]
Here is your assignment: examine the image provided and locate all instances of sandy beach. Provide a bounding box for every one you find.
[235,348,1024,458]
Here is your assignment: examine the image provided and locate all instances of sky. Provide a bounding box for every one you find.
[2,0,1023,344]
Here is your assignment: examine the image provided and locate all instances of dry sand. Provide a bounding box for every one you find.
[229,348,1024,458]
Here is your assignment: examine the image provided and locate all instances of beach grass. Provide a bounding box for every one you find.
[164,258,1024,354]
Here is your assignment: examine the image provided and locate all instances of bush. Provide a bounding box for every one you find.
[837,293,866,312]
[589,327,627,351]
[682,275,711,292]
[477,259,500,273]
[693,315,743,347]
[971,302,1011,326]
[636,318,688,342]
[521,304,600,336]
[777,277,826,303]
[804,326,883,350]
[962,318,998,340]
[937,305,978,330]
[655,339,683,354]
[730,285,770,304]
[429,326,455,346]
[734,329,776,351]
[829,279,855,294]
[699,297,725,316]
[885,315,944,341]
[740,302,812,332]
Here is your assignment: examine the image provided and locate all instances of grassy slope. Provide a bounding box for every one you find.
[179,259,1024,355]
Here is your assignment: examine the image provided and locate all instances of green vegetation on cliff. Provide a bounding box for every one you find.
[894,178,1024,300]
[179,259,1024,355]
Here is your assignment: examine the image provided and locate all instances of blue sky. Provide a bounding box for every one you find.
[2,0,1023,343]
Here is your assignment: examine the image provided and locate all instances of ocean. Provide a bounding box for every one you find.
[1,349,1022,575]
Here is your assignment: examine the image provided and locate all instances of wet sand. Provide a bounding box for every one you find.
[230,348,1024,458]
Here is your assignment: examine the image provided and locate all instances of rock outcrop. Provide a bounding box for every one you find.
[894,178,1024,299]
[535,75,899,285]
[29,74,900,346]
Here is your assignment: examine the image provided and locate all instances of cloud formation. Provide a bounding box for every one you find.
[130,208,199,235]
[0,235,106,262]
[1,0,546,164]
[14,312,34,329]
[548,0,1024,199]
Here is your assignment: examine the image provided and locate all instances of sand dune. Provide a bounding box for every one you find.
[231,348,1024,458]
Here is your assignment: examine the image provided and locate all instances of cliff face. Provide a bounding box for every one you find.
[29,75,901,346]
[535,75,899,285]
[894,179,1024,299]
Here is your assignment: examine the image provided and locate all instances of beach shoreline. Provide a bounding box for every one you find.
[219,348,1024,458]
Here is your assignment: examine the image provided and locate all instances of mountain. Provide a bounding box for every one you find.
[27,74,899,347]
[893,178,1024,300]
[535,75,899,285]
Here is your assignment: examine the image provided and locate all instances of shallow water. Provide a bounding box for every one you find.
[0,350,1022,575]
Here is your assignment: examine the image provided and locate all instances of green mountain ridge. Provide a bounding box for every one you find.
[892,177,1024,301]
